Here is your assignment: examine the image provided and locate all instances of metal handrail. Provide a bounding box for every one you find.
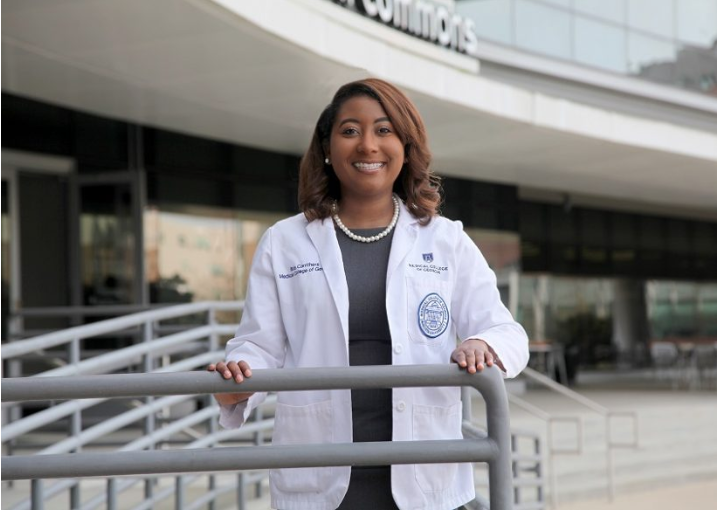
[3,364,514,510]
[1,351,225,441]
[1,301,243,360]
[2,302,245,510]
[520,367,639,503]
[507,393,582,509]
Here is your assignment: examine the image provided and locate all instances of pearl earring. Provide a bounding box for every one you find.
[324,158,330,165]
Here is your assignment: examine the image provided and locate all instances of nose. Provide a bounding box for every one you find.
[357,132,379,153]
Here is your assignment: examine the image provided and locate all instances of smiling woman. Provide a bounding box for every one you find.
[298,78,438,226]
[208,78,529,510]
[326,96,405,213]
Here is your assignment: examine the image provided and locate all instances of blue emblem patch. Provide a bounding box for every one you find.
[417,293,449,338]
[422,253,433,263]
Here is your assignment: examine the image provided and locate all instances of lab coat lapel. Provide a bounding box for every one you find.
[306,218,349,343]
[387,202,419,286]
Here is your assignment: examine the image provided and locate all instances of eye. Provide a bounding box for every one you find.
[377,126,393,135]
[341,127,359,136]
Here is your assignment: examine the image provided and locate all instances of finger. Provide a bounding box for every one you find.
[452,350,467,367]
[213,362,230,377]
[226,361,245,383]
[464,351,477,373]
[207,364,216,372]
[220,361,236,380]
[485,351,494,367]
[474,349,487,371]
[238,360,253,378]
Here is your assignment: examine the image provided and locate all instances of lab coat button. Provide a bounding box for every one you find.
[397,401,406,412]
[393,344,403,354]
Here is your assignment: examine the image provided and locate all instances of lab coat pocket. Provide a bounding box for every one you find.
[412,402,461,493]
[270,399,333,493]
[406,277,452,348]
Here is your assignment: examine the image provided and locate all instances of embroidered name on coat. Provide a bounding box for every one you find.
[278,262,323,279]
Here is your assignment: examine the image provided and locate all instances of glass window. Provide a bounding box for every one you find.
[627,0,674,39]
[539,0,571,8]
[515,0,572,60]
[145,206,283,304]
[674,42,717,95]
[517,275,615,354]
[628,32,677,77]
[676,0,717,47]
[80,184,135,306]
[465,228,521,309]
[466,229,521,273]
[647,280,717,339]
[2,180,11,341]
[574,16,628,73]
[456,0,513,45]
[573,0,625,24]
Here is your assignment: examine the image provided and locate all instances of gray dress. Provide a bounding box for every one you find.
[336,227,399,510]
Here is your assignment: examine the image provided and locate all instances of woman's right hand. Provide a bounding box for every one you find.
[207,360,254,406]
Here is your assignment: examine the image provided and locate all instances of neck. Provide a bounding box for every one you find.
[336,193,395,229]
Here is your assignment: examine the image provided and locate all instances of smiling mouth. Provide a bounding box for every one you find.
[353,162,385,171]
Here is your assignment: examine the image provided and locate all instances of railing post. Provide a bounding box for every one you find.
[30,479,44,510]
[511,434,519,505]
[143,321,155,504]
[237,472,246,510]
[68,337,82,509]
[6,357,23,487]
[254,407,264,498]
[485,380,513,510]
[207,305,219,510]
[548,422,558,509]
[605,414,615,502]
[107,478,117,510]
[535,436,544,505]
[175,475,185,510]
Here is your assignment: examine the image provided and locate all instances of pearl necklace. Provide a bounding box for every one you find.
[332,195,400,243]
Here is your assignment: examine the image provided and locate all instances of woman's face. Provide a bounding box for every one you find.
[327,96,404,202]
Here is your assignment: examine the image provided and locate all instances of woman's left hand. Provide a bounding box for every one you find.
[451,339,495,374]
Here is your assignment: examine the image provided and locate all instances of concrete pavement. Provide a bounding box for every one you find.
[471,368,716,509]
[557,479,716,510]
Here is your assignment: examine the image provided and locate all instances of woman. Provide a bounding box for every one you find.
[209,78,529,510]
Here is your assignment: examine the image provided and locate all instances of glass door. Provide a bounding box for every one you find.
[76,171,146,308]
[1,170,18,341]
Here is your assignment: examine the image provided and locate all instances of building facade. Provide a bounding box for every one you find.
[2,0,716,368]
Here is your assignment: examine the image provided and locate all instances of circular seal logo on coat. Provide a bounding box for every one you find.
[418,293,449,338]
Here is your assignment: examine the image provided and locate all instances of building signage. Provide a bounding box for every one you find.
[334,0,477,55]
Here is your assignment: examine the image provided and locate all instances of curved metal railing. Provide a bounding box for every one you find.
[3,365,514,509]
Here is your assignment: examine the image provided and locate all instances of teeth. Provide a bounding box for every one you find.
[353,162,384,170]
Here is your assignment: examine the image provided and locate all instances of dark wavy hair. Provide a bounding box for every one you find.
[298,78,441,224]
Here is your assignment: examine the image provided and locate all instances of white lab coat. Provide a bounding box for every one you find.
[220,202,529,510]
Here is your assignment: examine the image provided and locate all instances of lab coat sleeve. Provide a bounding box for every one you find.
[451,223,529,378]
[219,227,288,429]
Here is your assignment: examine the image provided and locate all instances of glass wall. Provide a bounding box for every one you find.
[517,275,614,344]
[2,180,11,340]
[80,184,136,306]
[457,0,717,96]
[144,206,283,304]
[517,274,717,365]
[465,228,521,310]
[646,280,717,339]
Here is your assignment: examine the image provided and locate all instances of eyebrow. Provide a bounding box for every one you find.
[338,116,391,127]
